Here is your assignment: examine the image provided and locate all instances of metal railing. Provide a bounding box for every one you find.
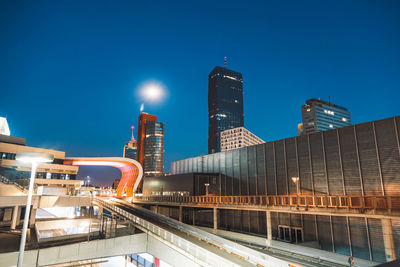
[134,194,400,211]
[0,174,32,193]
[95,198,291,267]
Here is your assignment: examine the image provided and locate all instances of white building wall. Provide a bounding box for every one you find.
[220,127,265,152]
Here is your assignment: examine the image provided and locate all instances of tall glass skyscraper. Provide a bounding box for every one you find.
[137,112,164,177]
[143,121,164,176]
[208,64,244,154]
[301,98,351,135]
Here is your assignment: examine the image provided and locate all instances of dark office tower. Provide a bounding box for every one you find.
[123,126,137,160]
[137,113,164,177]
[143,121,164,176]
[208,58,244,154]
[301,98,351,135]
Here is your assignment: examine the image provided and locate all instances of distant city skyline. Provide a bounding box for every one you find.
[1,1,399,186]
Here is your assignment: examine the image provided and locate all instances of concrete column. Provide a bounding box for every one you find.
[213,207,218,232]
[179,206,183,222]
[98,207,103,218]
[16,206,22,226]
[382,218,397,262]
[192,210,196,226]
[266,211,272,246]
[81,206,87,216]
[155,205,158,214]
[29,208,37,227]
[10,206,19,230]
[89,206,94,217]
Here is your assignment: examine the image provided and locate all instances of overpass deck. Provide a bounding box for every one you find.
[97,198,301,267]
[134,194,400,218]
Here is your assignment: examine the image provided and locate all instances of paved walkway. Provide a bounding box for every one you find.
[198,226,378,267]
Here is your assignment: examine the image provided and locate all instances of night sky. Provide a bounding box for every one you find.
[1,1,399,186]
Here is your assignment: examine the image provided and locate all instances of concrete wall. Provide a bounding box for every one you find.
[0,195,91,209]
[0,233,200,267]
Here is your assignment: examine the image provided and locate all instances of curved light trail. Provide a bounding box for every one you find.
[64,157,143,197]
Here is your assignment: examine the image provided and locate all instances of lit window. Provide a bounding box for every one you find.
[324,109,335,116]
[329,124,333,128]
[306,108,311,112]
[342,118,347,122]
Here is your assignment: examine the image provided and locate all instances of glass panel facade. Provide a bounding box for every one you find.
[171,116,400,199]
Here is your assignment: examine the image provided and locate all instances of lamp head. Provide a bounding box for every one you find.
[291,176,299,184]
[16,152,54,164]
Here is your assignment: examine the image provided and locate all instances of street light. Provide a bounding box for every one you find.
[204,183,210,196]
[16,152,53,267]
[291,177,300,209]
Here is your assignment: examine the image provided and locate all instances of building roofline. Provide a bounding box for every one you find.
[305,98,348,111]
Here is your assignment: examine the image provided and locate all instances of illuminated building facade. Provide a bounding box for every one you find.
[143,121,164,176]
[171,116,400,262]
[123,126,137,160]
[137,113,157,166]
[220,127,264,152]
[301,98,351,135]
[0,134,79,182]
[208,62,244,154]
[137,113,164,177]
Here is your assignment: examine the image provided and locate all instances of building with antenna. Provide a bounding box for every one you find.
[208,57,244,154]
[123,126,137,160]
[300,98,351,135]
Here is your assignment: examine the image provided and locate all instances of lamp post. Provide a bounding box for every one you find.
[204,183,210,196]
[16,152,54,267]
[291,176,300,209]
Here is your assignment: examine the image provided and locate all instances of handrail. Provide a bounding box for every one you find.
[0,174,34,193]
[133,194,400,211]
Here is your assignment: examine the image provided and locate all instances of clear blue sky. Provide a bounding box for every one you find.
[1,1,399,186]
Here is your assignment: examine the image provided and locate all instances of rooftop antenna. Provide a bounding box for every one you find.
[131,126,136,142]
[224,56,227,68]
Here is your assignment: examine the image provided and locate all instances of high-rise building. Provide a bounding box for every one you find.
[220,127,265,152]
[301,98,351,135]
[137,113,157,165]
[123,126,137,160]
[137,113,164,177]
[208,58,244,154]
[143,121,164,176]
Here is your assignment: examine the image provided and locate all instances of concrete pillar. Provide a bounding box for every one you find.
[266,211,272,246]
[155,205,158,214]
[382,218,397,262]
[10,206,19,230]
[213,207,218,232]
[89,206,94,217]
[192,210,196,226]
[29,208,37,227]
[179,206,183,222]
[98,207,103,218]
[16,206,22,226]
[81,206,87,216]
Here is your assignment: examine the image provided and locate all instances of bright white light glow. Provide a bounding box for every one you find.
[16,152,54,163]
[0,117,10,136]
[140,81,165,102]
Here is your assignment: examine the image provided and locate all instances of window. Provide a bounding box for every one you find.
[342,118,347,122]
[329,124,333,128]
